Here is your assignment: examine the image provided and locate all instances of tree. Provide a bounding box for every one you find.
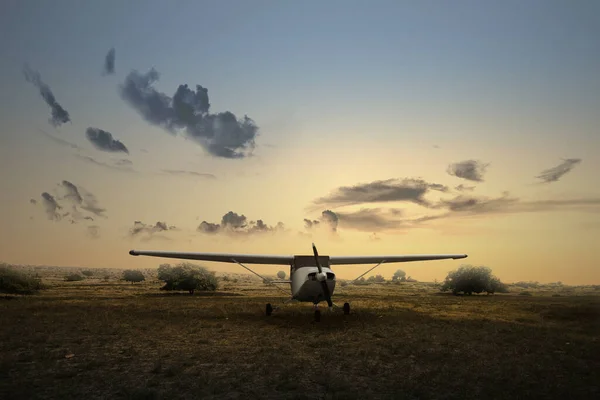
[81,270,94,277]
[277,270,286,279]
[157,262,218,295]
[440,265,508,295]
[123,269,145,283]
[392,269,406,282]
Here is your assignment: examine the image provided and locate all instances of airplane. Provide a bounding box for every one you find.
[129,243,467,321]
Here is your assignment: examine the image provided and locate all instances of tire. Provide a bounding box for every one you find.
[314,309,321,322]
[343,302,350,315]
[266,303,273,316]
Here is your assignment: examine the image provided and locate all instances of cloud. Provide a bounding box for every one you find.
[85,127,129,154]
[87,225,100,239]
[535,159,582,183]
[455,184,475,192]
[197,211,284,236]
[447,160,489,182]
[22,65,71,127]
[36,128,81,150]
[103,48,115,75]
[59,180,106,218]
[74,154,136,173]
[311,178,449,209]
[29,199,37,205]
[129,221,177,239]
[333,208,405,232]
[162,170,216,179]
[421,193,600,223]
[40,192,62,220]
[119,68,258,159]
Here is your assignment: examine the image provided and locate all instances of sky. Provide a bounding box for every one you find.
[1,0,599,284]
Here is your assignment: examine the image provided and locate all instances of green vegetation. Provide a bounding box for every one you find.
[157,262,218,294]
[392,269,406,281]
[0,264,45,294]
[64,273,85,282]
[81,270,94,277]
[122,269,145,283]
[441,265,509,295]
[277,270,286,279]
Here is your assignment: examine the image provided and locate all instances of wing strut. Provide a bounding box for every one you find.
[350,260,386,284]
[230,258,291,296]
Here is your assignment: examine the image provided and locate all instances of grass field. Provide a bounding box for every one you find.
[1,267,599,400]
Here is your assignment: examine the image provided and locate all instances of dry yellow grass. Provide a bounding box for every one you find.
[1,267,599,399]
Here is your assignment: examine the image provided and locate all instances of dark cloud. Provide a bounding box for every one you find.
[119,68,258,158]
[312,178,448,209]
[103,48,115,75]
[303,210,340,234]
[115,159,133,166]
[447,160,489,182]
[86,127,129,154]
[197,211,284,236]
[30,199,37,205]
[162,170,216,179]
[455,184,475,192]
[22,65,71,127]
[41,192,62,220]
[536,159,582,183]
[130,221,176,238]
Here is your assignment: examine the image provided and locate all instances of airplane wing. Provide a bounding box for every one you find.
[128,250,294,265]
[129,249,466,265]
[329,254,467,265]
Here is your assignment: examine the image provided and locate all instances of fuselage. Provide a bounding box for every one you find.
[290,265,336,303]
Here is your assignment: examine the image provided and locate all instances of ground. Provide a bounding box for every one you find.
[1,267,599,399]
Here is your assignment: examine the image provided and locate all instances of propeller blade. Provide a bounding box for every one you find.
[313,243,333,307]
[312,243,322,273]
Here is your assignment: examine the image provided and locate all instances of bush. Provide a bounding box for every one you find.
[81,270,94,277]
[277,270,286,279]
[123,269,145,283]
[157,262,218,294]
[367,274,386,283]
[0,264,45,294]
[392,269,406,281]
[440,265,508,295]
[65,273,85,282]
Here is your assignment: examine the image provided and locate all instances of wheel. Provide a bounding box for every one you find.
[266,303,273,316]
[314,309,321,322]
[343,302,350,315]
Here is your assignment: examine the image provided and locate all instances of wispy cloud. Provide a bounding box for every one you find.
[162,170,216,179]
[22,65,71,127]
[36,128,81,150]
[74,154,136,173]
[311,178,449,209]
[535,158,582,183]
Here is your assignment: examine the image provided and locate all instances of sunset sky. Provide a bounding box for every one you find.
[1,0,599,284]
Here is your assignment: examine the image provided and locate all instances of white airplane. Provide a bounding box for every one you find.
[129,243,467,321]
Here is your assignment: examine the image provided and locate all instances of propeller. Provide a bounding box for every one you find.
[312,243,333,309]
